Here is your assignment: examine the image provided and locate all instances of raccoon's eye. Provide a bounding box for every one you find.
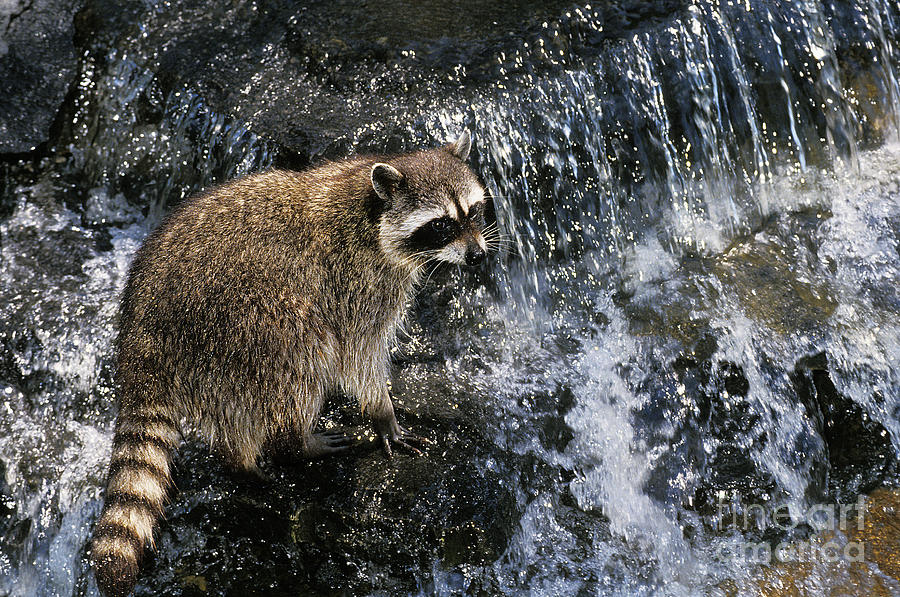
[426,217,456,240]
[407,216,460,252]
[467,202,485,223]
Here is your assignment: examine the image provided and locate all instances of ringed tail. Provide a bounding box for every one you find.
[91,406,178,597]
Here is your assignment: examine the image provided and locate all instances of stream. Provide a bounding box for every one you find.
[1,0,899,595]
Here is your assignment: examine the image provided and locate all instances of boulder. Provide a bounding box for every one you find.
[0,0,83,153]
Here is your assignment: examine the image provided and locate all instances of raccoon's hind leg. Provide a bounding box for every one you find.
[223,443,269,482]
[305,429,359,456]
[368,397,431,459]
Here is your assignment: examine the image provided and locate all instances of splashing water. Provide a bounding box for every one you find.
[1,0,899,595]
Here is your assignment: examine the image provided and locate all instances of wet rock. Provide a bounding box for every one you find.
[0,459,13,517]
[851,487,900,582]
[138,375,520,595]
[66,0,688,163]
[728,487,900,596]
[713,211,837,336]
[637,352,783,517]
[793,353,896,500]
[829,0,900,147]
[0,0,83,154]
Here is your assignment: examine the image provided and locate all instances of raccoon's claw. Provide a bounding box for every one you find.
[306,429,359,457]
[378,426,431,459]
[371,409,431,458]
[319,429,358,446]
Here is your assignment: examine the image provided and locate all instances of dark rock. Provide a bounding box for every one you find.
[635,354,782,517]
[137,378,521,595]
[793,352,897,501]
[0,0,83,154]
[65,0,687,163]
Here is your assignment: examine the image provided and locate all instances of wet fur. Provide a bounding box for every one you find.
[91,140,485,596]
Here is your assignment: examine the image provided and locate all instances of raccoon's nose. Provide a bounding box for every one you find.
[465,246,486,266]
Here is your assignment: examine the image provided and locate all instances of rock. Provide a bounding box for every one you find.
[793,353,896,500]
[851,488,900,582]
[66,0,687,163]
[727,488,900,596]
[0,459,14,517]
[136,373,521,595]
[0,0,83,154]
[713,211,837,336]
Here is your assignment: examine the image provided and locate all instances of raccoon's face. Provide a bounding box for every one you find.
[373,130,489,270]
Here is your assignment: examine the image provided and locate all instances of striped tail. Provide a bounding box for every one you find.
[91,406,178,597]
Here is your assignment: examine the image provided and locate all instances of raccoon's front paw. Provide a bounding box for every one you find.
[371,413,430,459]
[305,429,359,458]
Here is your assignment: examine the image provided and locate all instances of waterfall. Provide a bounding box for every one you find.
[1,0,898,595]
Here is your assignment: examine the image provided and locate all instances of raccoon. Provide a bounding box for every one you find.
[90,131,490,596]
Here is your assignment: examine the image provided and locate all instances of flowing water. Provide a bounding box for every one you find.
[1,0,899,595]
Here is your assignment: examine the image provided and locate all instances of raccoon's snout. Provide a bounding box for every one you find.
[465,244,485,266]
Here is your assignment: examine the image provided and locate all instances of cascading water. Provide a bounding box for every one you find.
[1,0,899,595]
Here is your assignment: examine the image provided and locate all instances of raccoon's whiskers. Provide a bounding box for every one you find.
[394,313,413,342]
[481,222,507,239]
[482,224,516,254]
[421,261,442,289]
[484,235,515,248]
[399,249,441,283]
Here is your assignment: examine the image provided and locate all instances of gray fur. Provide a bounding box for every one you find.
[91,134,487,596]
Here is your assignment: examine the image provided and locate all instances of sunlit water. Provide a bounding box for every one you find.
[2,0,900,595]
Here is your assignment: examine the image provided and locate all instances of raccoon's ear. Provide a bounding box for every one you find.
[371,163,404,204]
[446,129,472,161]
